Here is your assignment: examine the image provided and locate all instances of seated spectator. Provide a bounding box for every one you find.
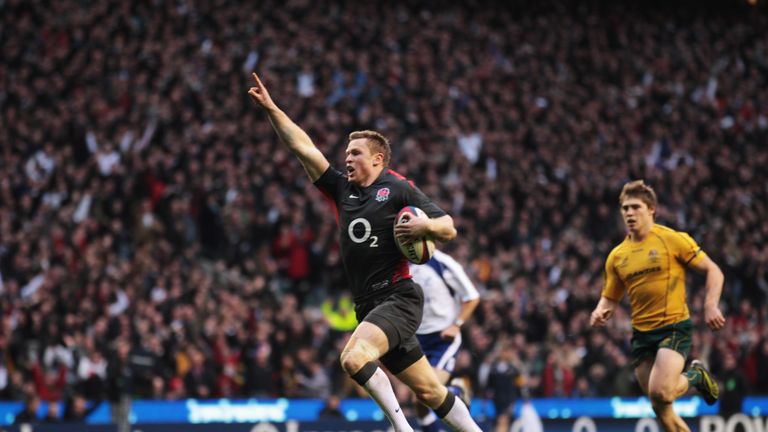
[63,393,102,422]
[43,401,61,423]
[318,395,345,420]
[14,394,41,425]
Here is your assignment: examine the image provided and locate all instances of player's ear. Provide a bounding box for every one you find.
[372,152,384,166]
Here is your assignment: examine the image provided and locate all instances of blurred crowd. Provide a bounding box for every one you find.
[1,0,767,421]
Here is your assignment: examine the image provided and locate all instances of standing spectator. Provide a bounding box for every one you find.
[718,352,748,417]
[242,340,276,397]
[128,335,162,398]
[31,361,67,402]
[106,341,132,432]
[541,351,574,397]
[77,347,107,399]
[755,338,768,393]
[182,346,216,399]
[297,359,332,399]
[480,343,522,432]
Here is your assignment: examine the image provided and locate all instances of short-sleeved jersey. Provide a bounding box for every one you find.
[314,167,447,303]
[602,224,707,331]
[410,249,480,334]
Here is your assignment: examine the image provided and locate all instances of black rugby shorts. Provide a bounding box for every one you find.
[355,279,425,374]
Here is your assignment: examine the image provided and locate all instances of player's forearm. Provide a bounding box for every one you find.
[264,106,316,157]
[264,106,329,181]
[597,296,618,313]
[590,295,619,327]
[703,263,724,308]
[427,215,457,242]
[456,298,480,324]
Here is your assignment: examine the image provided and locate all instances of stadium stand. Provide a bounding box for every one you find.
[1,0,766,416]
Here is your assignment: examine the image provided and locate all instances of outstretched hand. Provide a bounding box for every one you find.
[248,72,277,110]
[440,325,460,341]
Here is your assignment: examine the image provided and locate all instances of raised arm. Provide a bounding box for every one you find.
[248,72,329,181]
[688,255,726,331]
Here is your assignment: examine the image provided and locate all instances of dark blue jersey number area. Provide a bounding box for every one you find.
[314,167,446,302]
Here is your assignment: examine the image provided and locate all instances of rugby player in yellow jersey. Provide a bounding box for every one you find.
[590,180,725,432]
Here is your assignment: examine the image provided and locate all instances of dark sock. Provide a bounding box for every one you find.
[434,391,456,418]
[350,361,378,386]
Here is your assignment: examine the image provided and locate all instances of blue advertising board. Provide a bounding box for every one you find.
[1,416,768,432]
[0,397,765,426]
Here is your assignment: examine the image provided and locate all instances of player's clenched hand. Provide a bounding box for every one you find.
[394,212,431,243]
[704,304,725,331]
[440,325,460,341]
[248,72,277,110]
[590,307,612,328]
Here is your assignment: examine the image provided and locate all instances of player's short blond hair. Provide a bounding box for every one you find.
[619,180,658,214]
[349,130,391,167]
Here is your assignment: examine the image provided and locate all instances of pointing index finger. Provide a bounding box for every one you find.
[252,72,263,87]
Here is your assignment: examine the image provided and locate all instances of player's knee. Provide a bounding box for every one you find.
[339,351,361,374]
[339,349,370,375]
[414,390,438,407]
[649,388,675,405]
[413,383,443,408]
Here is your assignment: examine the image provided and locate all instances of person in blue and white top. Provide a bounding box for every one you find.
[410,249,480,432]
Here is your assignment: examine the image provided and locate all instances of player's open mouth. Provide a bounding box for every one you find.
[346,166,355,175]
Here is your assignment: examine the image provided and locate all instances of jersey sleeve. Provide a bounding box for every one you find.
[404,183,447,218]
[438,252,480,302]
[601,248,626,301]
[669,230,707,267]
[313,166,347,203]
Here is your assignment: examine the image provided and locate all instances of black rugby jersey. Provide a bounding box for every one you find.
[314,167,447,303]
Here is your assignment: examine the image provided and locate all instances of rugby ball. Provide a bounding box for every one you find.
[394,206,435,264]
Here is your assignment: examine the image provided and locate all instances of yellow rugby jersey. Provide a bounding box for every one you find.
[602,224,707,331]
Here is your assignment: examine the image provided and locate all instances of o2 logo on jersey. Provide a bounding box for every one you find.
[375,187,390,202]
[348,217,379,247]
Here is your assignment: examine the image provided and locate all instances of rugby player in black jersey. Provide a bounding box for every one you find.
[249,73,481,431]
